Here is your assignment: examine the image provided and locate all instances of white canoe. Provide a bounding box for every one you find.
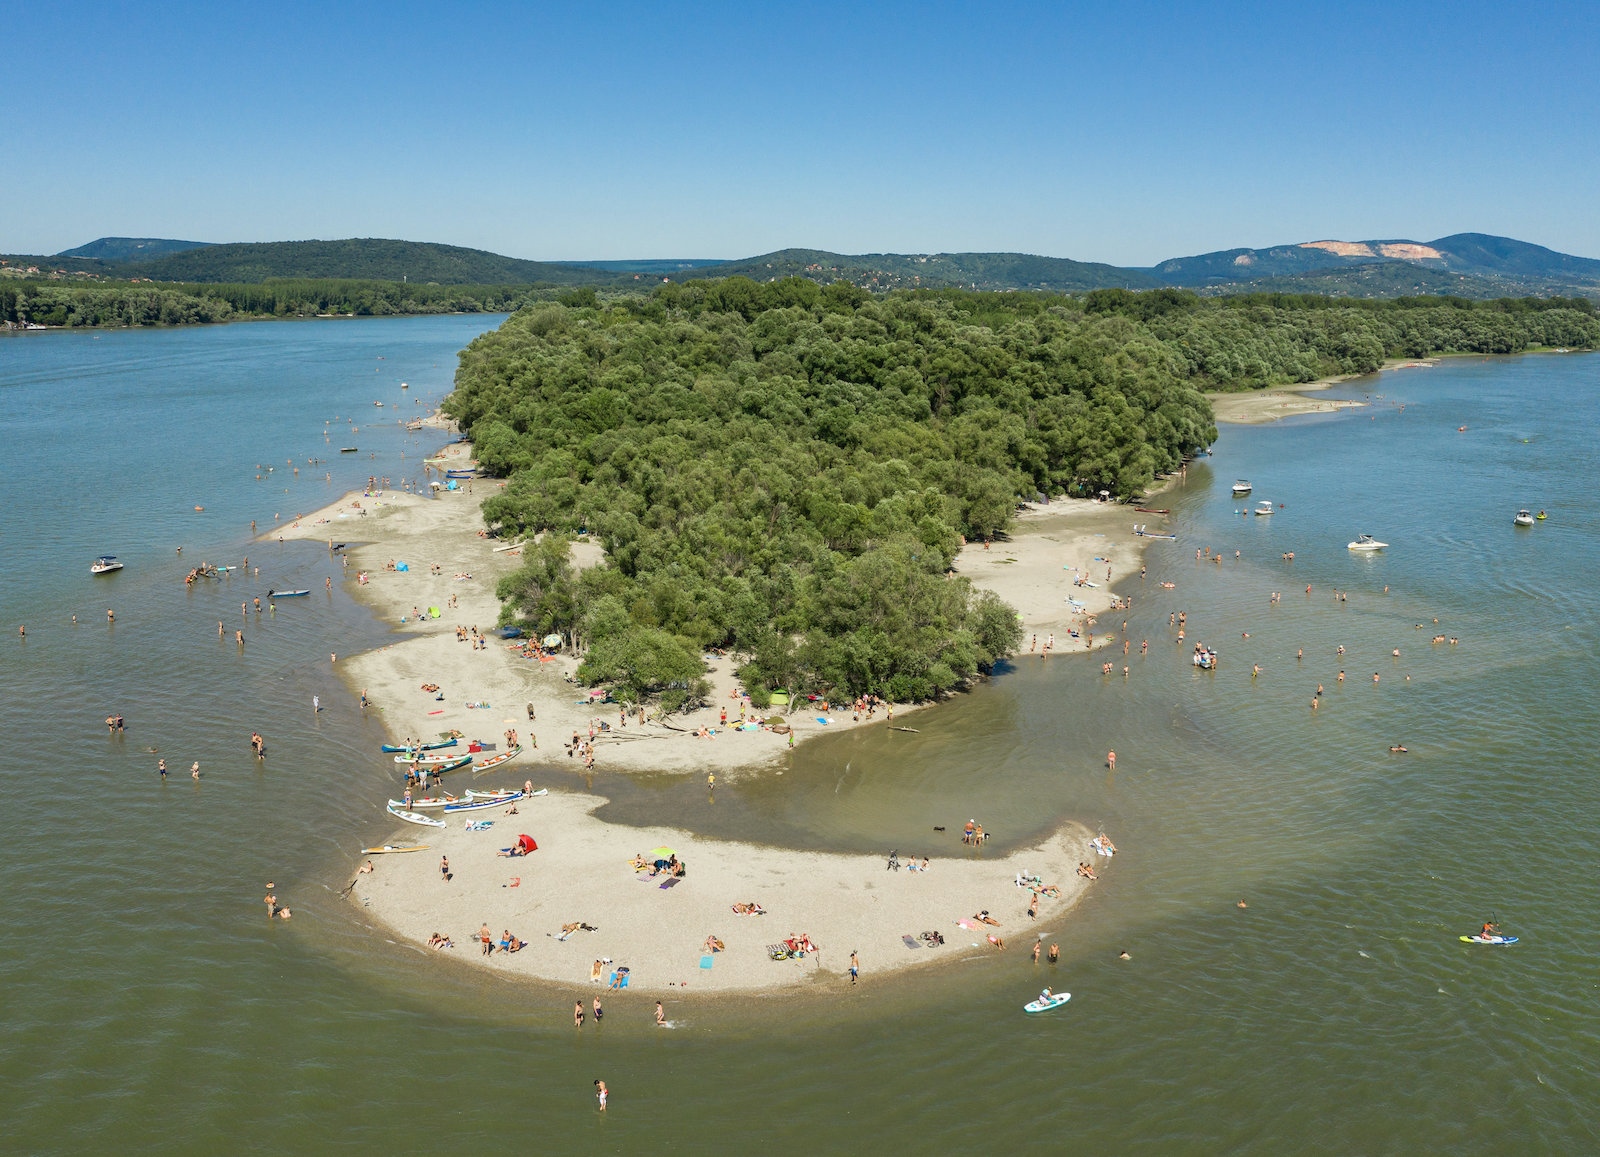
[387,802,446,828]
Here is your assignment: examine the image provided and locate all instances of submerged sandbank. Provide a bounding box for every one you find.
[1204,361,1441,425]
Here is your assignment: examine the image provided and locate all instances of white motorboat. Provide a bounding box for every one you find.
[1231,480,1253,496]
[1192,647,1218,670]
[1253,500,1275,516]
[1514,509,1535,527]
[90,556,124,575]
[1347,534,1388,552]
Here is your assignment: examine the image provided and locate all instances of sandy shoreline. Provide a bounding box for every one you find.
[957,494,1163,652]
[351,793,1096,994]
[1206,358,1441,424]
[273,443,1137,992]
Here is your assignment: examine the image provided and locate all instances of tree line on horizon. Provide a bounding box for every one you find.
[0,280,550,328]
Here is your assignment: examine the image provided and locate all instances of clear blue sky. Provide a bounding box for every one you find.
[6,1,1599,264]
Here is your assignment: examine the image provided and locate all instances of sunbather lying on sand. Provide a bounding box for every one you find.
[974,910,1001,926]
[732,902,766,915]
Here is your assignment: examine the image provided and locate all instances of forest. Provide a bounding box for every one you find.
[0,280,544,328]
[447,279,1599,706]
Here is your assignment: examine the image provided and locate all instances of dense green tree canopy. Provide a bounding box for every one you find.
[447,279,1217,703]
[448,281,1598,705]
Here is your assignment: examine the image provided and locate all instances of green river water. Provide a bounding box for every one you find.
[1,320,1596,1153]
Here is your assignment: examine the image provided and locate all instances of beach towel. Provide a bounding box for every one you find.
[699,955,714,969]
[466,820,493,831]
[902,935,920,950]
[815,717,831,725]
[396,562,409,571]
[956,919,977,930]
[427,710,444,715]
[659,878,680,890]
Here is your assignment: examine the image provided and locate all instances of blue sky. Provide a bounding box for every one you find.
[6,1,1599,264]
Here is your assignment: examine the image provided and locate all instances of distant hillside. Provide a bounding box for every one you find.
[682,248,1160,293]
[57,237,211,261]
[1153,232,1600,293]
[112,239,616,286]
[1199,263,1580,300]
[560,259,727,275]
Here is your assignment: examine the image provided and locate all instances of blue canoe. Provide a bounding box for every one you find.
[381,738,458,754]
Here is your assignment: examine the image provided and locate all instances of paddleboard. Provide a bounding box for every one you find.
[1460,934,1519,945]
[1024,992,1072,1014]
[363,844,428,854]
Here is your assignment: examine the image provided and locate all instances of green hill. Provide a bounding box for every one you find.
[113,238,615,286]
[682,248,1160,292]
[57,237,212,261]
[1152,233,1600,293]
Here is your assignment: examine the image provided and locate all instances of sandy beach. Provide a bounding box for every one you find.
[273,440,1132,992]
[351,793,1096,993]
[957,496,1159,653]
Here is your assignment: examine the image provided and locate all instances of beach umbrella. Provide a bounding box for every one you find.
[648,846,676,859]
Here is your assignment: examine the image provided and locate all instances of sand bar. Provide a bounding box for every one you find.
[274,440,1126,992]
[351,792,1096,993]
[1206,359,1441,425]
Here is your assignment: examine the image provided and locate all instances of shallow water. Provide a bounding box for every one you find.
[2,327,1596,1152]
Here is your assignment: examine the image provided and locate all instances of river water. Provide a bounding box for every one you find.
[2,323,1596,1153]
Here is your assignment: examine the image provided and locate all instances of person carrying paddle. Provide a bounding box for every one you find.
[1481,920,1499,939]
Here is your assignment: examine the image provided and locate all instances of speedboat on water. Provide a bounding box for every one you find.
[90,555,123,574]
[1231,480,1253,496]
[1253,500,1274,516]
[1514,509,1535,527]
[1347,534,1388,552]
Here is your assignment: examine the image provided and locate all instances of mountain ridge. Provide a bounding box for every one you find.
[12,232,1600,299]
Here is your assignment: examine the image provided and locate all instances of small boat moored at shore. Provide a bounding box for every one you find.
[90,556,124,575]
[1231,480,1253,496]
[1133,524,1176,540]
[267,588,311,598]
[381,738,458,754]
[362,843,429,854]
[443,791,525,813]
[472,744,523,772]
[1514,509,1535,527]
[1347,534,1388,552]
[395,749,473,766]
[386,802,446,828]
